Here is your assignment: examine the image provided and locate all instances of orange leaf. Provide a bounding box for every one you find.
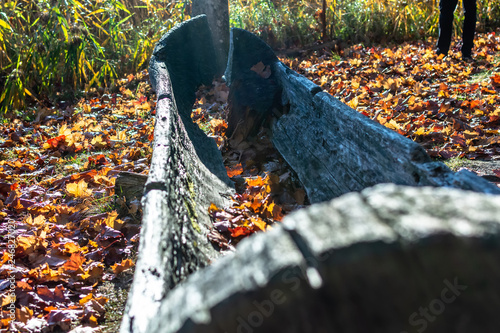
[87,154,108,166]
[226,163,243,178]
[63,252,86,273]
[246,176,265,187]
[491,74,500,87]
[43,135,66,149]
[111,258,134,275]
[209,118,228,135]
[228,226,253,237]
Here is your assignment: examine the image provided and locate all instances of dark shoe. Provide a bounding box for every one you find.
[436,46,447,56]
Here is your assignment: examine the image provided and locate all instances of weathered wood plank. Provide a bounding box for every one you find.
[115,171,148,202]
[148,184,500,333]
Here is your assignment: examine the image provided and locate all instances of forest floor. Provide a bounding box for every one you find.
[1,32,499,332]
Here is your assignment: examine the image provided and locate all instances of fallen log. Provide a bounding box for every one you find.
[122,21,500,333]
[120,16,234,333]
[224,28,500,203]
[147,184,500,333]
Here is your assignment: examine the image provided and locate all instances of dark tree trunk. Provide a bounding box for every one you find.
[192,0,230,76]
[321,0,327,41]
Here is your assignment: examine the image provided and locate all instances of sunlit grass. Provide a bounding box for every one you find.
[0,0,188,115]
[1,0,499,116]
[230,0,500,48]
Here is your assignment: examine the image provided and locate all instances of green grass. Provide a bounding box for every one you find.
[444,156,467,172]
[229,0,500,47]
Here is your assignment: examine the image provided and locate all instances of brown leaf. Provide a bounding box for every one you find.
[250,61,272,79]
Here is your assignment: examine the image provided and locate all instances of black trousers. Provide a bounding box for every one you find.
[437,0,477,57]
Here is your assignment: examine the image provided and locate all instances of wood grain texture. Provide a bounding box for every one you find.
[148,184,500,333]
[120,16,234,333]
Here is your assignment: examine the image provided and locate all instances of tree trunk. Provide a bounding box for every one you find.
[146,184,500,333]
[321,0,327,41]
[192,0,230,76]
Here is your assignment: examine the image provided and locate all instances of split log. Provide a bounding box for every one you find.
[120,16,234,333]
[224,28,500,203]
[146,184,500,333]
[122,22,500,333]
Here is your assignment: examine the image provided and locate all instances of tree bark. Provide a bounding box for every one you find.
[148,184,500,333]
[192,0,230,76]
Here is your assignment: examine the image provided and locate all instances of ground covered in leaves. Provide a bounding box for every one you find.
[1,32,500,333]
[284,31,500,161]
[0,71,155,332]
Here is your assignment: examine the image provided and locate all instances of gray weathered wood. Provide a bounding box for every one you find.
[147,184,500,333]
[115,171,148,202]
[123,25,500,333]
[224,28,500,202]
[120,16,234,333]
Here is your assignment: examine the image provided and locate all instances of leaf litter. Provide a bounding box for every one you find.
[283,32,500,162]
[0,71,154,332]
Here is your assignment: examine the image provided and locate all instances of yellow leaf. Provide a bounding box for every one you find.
[384,119,400,130]
[64,242,81,254]
[25,215,46,227]
[251,217,267,231]
[79,293,94,305]
[66,180,92,198]
[91,135,104,146]
[58,124,72,136]
[104,211,124,230]
[0,19,11,30]
[414,127,426,136]
[208,203,219,213]
[347,96,359,109]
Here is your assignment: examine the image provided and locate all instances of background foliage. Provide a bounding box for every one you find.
[232,0,500,48]
[0,0,188,114]
[0,0,499,115]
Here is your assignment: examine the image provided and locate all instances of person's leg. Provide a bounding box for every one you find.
[437,0,459,55]
[461,0,477,58]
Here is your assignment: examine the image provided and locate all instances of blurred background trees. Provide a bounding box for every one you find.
[0,0,499,115]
